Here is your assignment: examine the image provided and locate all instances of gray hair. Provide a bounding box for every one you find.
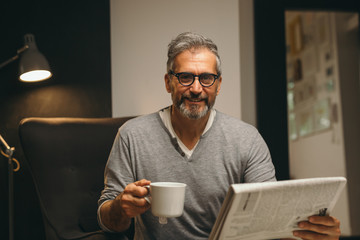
[166,32,222,76]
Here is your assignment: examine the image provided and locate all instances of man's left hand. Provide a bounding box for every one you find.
[293,215,341,240]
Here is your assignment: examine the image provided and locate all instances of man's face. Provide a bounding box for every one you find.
[165,48,222,119]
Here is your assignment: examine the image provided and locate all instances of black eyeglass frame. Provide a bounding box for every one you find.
[169,70,219,87]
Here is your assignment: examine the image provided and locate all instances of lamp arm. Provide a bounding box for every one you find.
[0,134,16,240]
[0,45,29,70]
[0,134,15,158]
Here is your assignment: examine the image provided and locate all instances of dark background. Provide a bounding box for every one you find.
[0,1,111,239]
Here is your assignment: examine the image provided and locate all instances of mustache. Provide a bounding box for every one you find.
[180,92,208,103]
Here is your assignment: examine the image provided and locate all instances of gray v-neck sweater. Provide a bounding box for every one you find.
[99,109,276,239]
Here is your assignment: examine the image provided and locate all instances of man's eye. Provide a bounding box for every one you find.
[201,74,212,81]
[180,74,193,81]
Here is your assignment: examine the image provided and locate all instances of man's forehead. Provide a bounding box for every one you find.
[173,48,217,73]
[175,48,215,60]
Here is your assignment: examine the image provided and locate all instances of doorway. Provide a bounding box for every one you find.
[254,0,360,236]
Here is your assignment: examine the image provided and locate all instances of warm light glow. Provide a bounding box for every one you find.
[19,70,52,82]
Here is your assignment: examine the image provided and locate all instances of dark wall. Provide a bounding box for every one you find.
[0,1,111,239]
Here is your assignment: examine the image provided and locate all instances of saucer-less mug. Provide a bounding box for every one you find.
[145,182,186,224]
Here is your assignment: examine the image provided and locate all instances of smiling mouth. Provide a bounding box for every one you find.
[186,98,204,102]
[179,93,208,106]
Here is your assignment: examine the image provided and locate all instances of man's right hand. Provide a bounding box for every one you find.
[118,179,151,218]
[100,179,151,232]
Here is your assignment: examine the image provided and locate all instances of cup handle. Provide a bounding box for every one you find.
[144,185,151,204]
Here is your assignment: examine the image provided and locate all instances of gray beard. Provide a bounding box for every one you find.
[179,102,209,120]
[171,84,217,120]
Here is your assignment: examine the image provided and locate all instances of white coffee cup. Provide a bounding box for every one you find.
[145,182,186,224]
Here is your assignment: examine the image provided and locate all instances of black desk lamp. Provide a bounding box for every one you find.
[0,135,19,240]
[0,33,52,82]
[0,33,51,240]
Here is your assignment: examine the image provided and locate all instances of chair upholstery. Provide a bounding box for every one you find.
[19,117,135,240]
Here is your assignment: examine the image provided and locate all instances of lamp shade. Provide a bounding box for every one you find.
[19,34,52,82]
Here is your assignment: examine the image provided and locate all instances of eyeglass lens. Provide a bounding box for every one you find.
[178,73,215,86]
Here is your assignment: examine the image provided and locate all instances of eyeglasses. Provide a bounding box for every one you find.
[169,70,219,87]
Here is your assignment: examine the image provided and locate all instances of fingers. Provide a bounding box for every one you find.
[120,192,149,218]
[134,179,151,187]
[308,216,340,227]
[122,189,148,207]
[293,216,341,240]
[119,179,151,218]
[293,230,327,240]
[125,179,151,198]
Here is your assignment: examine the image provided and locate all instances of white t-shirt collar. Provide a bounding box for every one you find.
[159,106,216,158]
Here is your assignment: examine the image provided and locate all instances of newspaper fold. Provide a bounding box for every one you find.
[209,177,347,240]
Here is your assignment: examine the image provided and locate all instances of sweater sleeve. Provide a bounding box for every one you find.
[243,130,277,183]
[98,127,135,207]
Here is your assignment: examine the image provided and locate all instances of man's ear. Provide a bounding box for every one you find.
[216,76,222,96]
[165,74,172,93]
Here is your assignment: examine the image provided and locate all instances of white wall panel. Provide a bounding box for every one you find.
[110,0,241,119]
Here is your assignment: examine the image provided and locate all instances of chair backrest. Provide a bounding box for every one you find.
[19,117,134,240]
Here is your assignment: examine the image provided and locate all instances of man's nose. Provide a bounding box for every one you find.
[190,77,203,94]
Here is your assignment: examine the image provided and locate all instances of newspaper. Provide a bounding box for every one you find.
[209,177,347,240]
